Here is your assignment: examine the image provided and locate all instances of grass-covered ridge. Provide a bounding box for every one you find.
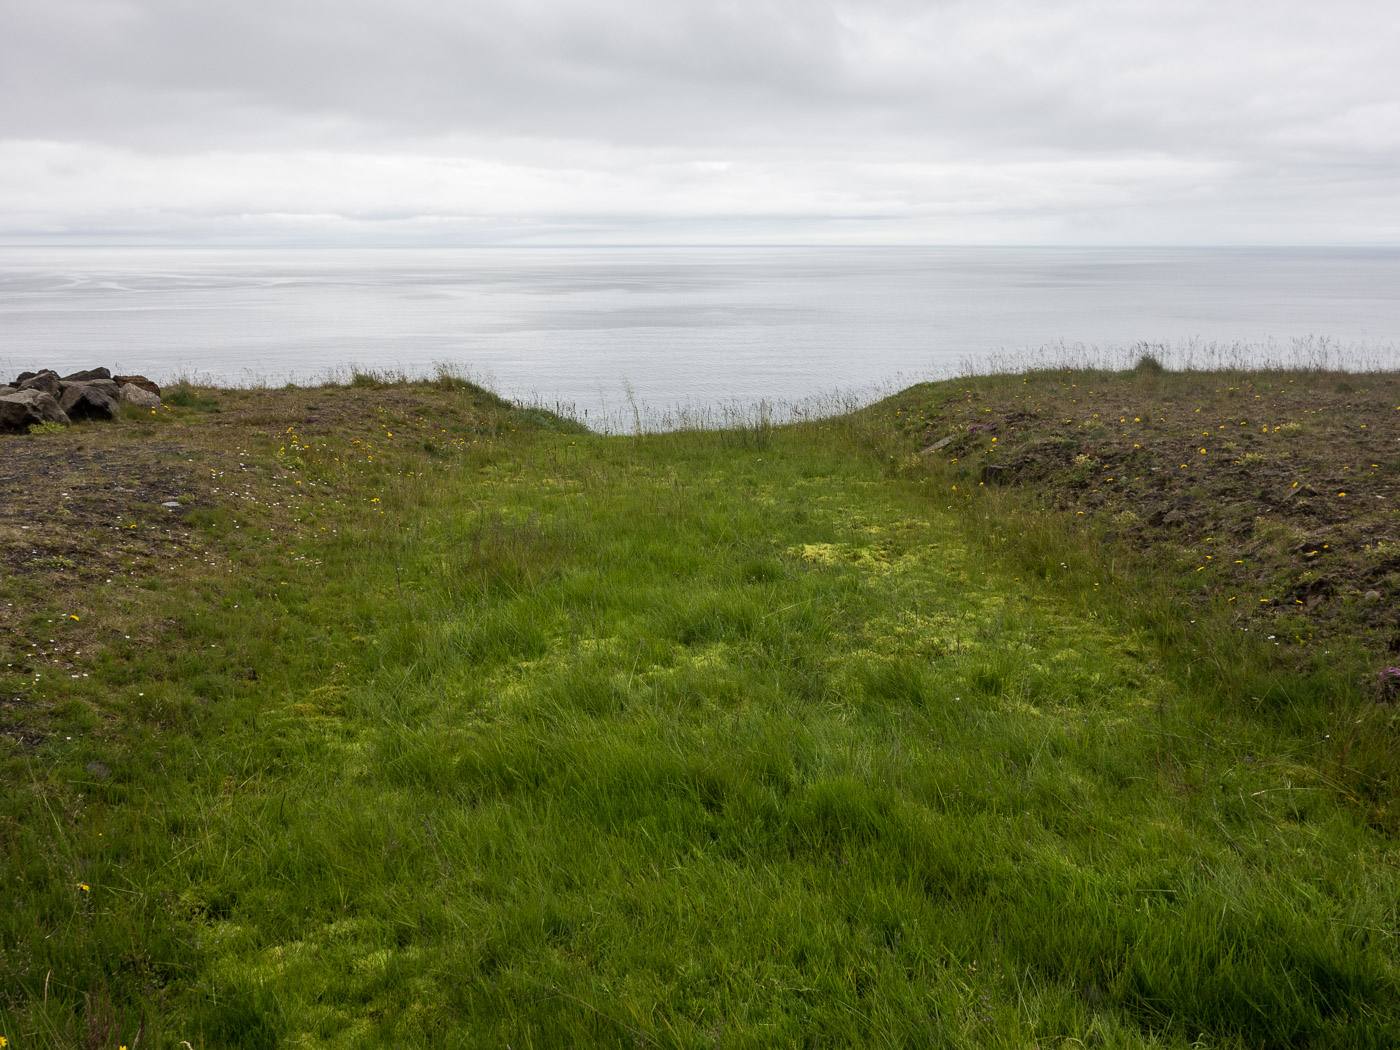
[2,368,1398,1048]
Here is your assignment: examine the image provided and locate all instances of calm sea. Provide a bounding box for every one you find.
[2,247,1397,425]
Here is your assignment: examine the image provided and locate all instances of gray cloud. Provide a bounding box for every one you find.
[2,0,1397,242]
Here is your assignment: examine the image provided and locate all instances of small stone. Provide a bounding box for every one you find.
[1363,590,1382,602]
[85,760,111,780]
[919,435,955,455]
[61,367,112,382]
[162,500,182,509]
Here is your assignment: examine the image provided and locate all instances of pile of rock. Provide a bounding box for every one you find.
[0,368,163,432]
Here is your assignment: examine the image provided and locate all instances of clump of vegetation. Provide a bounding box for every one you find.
[1132,350,1167,374]
[162,384,220,411]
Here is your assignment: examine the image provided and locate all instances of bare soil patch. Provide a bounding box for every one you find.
[0,379,513,746]
[893,367,1400,653]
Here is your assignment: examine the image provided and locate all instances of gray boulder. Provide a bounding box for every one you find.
[61,367,112,382]
[18,369,61,396]
[59,379,120,420]
[119,383,162,409]
[0,386,15,397]
[114,374,161,396]
[0,389,71,431]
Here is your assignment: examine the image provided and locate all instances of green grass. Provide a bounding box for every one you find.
[2,381,1398,1048]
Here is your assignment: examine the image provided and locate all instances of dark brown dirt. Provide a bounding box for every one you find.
[0,378,516,747]
[889,367,1400,651]
[1,379,508,583]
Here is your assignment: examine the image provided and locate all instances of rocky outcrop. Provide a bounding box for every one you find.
[0,389,72,431]
[2,367,162,431]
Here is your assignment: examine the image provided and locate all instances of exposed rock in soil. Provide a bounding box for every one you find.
[120,384,162,409]
[2,367,167,431]
[59,379,121,421]
[0,389,71,431]
[114,374,161,396]
[17,370,61,396]
[3,367,163,430]
[919,435,955,454]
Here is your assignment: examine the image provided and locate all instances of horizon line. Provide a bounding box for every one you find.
[2,241,1399,251]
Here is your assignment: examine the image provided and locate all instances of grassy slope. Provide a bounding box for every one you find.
[2,375,1397,1048]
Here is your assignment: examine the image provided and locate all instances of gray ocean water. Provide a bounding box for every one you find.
[2,247,1397,425]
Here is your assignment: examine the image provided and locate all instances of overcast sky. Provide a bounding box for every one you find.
[2,0,1397,245]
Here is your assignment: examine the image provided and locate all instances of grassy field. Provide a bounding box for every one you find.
[2,367,1398,1048]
